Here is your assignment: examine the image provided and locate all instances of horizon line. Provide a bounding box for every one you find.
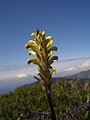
[60,56,90,62]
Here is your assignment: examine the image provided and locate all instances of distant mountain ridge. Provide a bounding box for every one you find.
[0,69,90,94]
[68,69,90,79]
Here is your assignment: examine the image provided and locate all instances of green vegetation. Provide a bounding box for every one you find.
[0,79,90,120]
[0,30,89,119]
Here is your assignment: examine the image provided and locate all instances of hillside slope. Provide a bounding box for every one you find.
[68,69,90,79]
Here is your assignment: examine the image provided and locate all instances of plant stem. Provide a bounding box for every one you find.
[46,88,57,120]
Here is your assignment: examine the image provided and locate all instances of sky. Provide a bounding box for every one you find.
[0,0,90,66]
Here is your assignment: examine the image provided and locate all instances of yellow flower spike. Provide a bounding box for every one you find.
[41,31,45,37]
[25,43,29,49]
[25,30,58,92]
[50,67,56,75]
[27,58,41,66]
[45,36,53,45]
[33,35,41,45]
[28,40,36,45]
[48,51,52,59]
[25,40,36,49]
[40,46,46,58]
[46,38,53,48]
[28,50,36,56]
[52,67,56,73]
[27,58,35,65]
[46,36,53,40]
[27,43,40,55]
[25,29,58,119]
[31,32,36,38]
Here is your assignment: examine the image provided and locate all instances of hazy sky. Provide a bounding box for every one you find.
[0,0,90,67]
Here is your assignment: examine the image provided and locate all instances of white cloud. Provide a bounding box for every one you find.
[0,58,90,80]
[62,60,90,73]
[78,60,90,69]
[17,74,27,78]
[0,66,37,81]
[53,58,90,76]
[64,67,77,72]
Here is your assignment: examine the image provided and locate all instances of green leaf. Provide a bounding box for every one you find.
[84,111,89,120]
